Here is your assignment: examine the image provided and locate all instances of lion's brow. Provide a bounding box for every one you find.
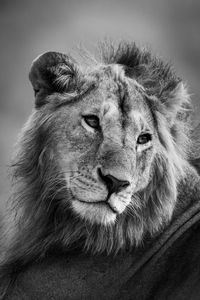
[54,80,98,107]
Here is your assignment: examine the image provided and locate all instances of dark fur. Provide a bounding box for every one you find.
[101,42,181,96]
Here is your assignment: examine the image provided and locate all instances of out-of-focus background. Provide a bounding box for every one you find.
[0,0,200,208]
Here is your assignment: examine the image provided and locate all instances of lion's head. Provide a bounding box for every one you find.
[8,43,190,256]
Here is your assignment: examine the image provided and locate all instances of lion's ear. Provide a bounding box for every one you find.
[29,52,78,107]
[160,81,191,125]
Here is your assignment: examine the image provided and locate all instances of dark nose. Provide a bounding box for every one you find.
[98,168,130,195]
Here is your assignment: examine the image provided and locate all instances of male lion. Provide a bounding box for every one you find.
[0,43,200,299]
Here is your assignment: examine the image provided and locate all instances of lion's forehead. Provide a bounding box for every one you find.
[81,66,153,130]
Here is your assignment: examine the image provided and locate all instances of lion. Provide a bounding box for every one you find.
[0,42,200,299]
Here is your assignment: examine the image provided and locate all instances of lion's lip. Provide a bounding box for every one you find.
[70,188,119,214]
[75,198,118,214]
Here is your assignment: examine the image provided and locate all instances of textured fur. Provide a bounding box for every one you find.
[0,42,194,297]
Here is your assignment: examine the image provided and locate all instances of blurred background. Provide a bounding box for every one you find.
[0,0,200,208]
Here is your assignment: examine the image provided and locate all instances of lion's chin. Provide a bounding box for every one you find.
[71,199,117,225]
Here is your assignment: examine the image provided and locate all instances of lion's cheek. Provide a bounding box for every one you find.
[134,161,154,192]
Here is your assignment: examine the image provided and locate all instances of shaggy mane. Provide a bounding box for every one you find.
[100,42,180,96]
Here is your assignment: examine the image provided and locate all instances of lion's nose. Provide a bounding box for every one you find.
[98,168,130,194]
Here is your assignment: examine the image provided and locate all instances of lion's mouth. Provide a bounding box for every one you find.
[70,189,124,224]
[76,198,118,214]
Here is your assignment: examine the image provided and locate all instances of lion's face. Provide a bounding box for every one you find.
[49,65,157,225]
[15,46,189,253]
[28,49,188,241]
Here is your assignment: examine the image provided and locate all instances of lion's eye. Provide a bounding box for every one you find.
[82,115,100,129]
[137,133,152,145]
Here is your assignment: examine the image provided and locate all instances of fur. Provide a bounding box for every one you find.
[0,42,194,297]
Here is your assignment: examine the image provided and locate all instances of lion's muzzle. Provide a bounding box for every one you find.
[97,167,130,195]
